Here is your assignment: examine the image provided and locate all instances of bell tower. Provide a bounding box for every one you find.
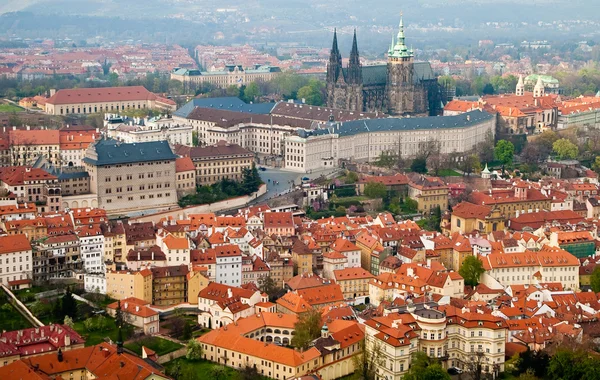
[387,14,416,115]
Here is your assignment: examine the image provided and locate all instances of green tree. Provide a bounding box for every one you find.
[593,156,600,175]
[494,140,515,173]
[63,315,75,329]
[83,317,96,331]
[61,287,77,319]
[210,365,228,380]
[96,315,107,331]
[182,322,192,340]
[459,255,485,286]
[404,352,451,380]
[346,171,359,184]
[591,266,600,292]
[352,338,385,380]
[374,151,398,168]
[411,157,428,173]
[553,138,579,160]
[258,275,282,302]
[291,307,322,350]
[461,154,481,176]
[241,164,262,194]
[186,339,203,361]
[297,80,324,106]
[226,85,240,97]
[243,82,261,102]
[364,182,387,199]
[482,83,495,95]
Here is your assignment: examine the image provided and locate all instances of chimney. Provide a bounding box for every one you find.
[57,348,63,362]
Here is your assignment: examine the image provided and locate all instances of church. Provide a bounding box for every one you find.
[326,16,441,116]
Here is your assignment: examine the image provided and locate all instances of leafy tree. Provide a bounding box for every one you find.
[532,130,558,158]
[346,171,359,184]
[352,338,385,380]
[364,182,387,199]
[63,315,74,328]
[192,131,200,147]
[96,315,107,331]
[258,275,282,301]
[186,339,203,361]
[210,365,228,380]
[291,307,322,350]
[553,138,579,160]
[404,352,451,380]
[411,157,428,173]
[482,83,495,95]
[494,140,515,173]
[297,84,323,106]
[459,255,485,286]
[241,164,263,194]
[225,85,240,97]
[182,322,192,340]
[591,266,600,292]
[61,287,77,319]
[374,151,398,169]
[243,82,261,103]
[335,205,347,216]
[461,154,481,176]
[241,364,260,380]
[83,317,96,331]
[401,197,419,213]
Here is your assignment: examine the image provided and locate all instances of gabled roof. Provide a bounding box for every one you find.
[84,138,176,166]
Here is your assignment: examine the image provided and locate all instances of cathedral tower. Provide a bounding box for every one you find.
[386,15,422,115]
[346,29,364,111]
[533,76,545,98]
[515,74,524,96]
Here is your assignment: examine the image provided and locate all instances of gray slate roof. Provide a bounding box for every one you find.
[306,109,493,138]
[343,62,435,86]
[174,97,275,118]
[84,138,177,166]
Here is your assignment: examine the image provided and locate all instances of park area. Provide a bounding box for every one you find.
[125,336,183,356]
[0,103,24,112]
[165,357,270,380]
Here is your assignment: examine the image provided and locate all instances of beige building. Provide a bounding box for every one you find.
[0,235,33,286]
[107,297,160,335]
[84,138,178,215]
[408,176,449,214]
[332,267,375,301]
[365,304,507,380]
[8,129,60,166]
[105,269,153,303]
[44,86,176,115]
[170,65,281,90]
[175,157,196,197]
[175,141,254,186]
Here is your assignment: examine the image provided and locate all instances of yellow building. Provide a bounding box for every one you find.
[175,141,254,186]
[187,269,209,305]
[105,269,153,303]
[151,265,189,306]
[332,267,375,300]
[291,238,314,275]
[8,129,61,166]
[469,183,551,219]
[450,201,505,235]
[170,65,281,90]
[408,176,448,214]
[44,86,176,115]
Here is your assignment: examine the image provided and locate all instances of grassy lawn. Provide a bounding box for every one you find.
[73,316,134,346]
[0,302,32,331]
[125,336,183,356]
[437,169,462,177]
[0,104,24,113]
[164,358,270,380]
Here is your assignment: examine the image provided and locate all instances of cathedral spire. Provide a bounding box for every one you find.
[327,29,343,83]
[390,12,413,59]
[347,29,363,85]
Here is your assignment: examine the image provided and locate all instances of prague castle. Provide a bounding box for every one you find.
[326,16,441,116]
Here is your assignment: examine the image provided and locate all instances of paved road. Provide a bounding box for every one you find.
[252,167,339,205]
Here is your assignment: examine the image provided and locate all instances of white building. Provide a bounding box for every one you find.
[84,273,107,293]
[197,282,267,328]
[105,114,193,146]
[77,226,105,274]
[214,244,243,287]
[0,234,33,285]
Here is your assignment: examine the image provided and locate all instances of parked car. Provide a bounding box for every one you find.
[448,367,463,375]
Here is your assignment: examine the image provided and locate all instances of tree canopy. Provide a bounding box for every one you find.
[291,308,322,350]
[364,182,387,199]
[553,138,579,160]
[404,352,451,380]
[411,157,428,173]
[494,140,515,172]
[459,255,485,286]
[591,266,600,292]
